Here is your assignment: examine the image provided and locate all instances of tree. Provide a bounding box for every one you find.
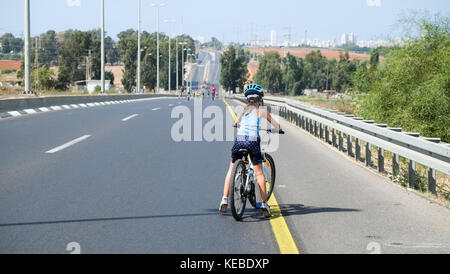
[282,53,304,96]
[254,51,283,93]
[118,35,137,92]
[56,30,101,90]
[358,14,450,142]
[31,67,56,90]
[303,50,328,91]
[220,46,249,93]
[105,36,120,64]
[331,51,358,92]
[0,33,23,54]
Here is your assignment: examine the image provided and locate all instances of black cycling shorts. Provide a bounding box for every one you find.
[231,136,263,165]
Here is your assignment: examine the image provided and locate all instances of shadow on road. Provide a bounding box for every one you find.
[0,212,220,228]
[276,204,361,217]
[236,204,361,223]
[0,205,360,227]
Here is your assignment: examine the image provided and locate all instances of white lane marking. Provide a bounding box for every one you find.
[70,104,80,108]
[169,104,173,107]
[45,135,91,154]
[105,101,111,105]
[122,114,139,122]
[384,243,446,249]
[50,106,63,111]
[152,108,161,111]
[79,104,87,108]
[24,109,37,114]
[99,102,105,105]
[62,105,71,109]
[39,107,50,112]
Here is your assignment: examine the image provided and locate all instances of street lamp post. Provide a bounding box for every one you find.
[101,0,105,93]
[137,0,142,94]
[24,0,31,94]
[152,3,166,94]
[179,42,187,88]
[164,19,175,94]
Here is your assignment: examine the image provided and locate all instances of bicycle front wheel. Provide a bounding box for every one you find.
[229,160,247,221]
[263,153,276,201]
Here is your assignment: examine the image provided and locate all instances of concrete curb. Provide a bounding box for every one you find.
[0,94,176,120]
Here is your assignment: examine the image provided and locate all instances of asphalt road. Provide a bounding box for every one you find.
[0,97,449,254]
[188,50,221,91]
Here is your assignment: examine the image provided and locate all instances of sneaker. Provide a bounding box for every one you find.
[260,202,272,218]
[219,197,228,213]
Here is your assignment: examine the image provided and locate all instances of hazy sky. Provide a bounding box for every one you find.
[1,0,449,42]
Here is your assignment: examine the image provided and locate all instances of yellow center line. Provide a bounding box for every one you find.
[223,98,300,255]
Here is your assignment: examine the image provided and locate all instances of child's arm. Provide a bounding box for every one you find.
[234,114,243,128]
[259,109,281,131]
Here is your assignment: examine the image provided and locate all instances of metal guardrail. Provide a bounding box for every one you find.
[230,95,450,195]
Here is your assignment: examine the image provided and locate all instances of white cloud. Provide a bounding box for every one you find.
[366,0,381,7]
[67,0,81,8]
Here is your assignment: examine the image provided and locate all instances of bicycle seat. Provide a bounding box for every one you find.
[238,149,249,154]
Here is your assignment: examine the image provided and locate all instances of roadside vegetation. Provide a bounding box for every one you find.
[0,29,197,95]
[223,12,449,143]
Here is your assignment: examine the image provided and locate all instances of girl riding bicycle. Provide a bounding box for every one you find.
[219,83,283,218]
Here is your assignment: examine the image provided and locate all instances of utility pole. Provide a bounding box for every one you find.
[24,0,31,94]
[176,34,178,93]
[152,3,166,94]
[165,19,175,94]
[34,37,39,91]
[137,0,141,94]
[101,0,105,93]
[305,29,308,46]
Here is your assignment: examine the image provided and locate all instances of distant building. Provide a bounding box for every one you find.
[303,89,319,96]
[270,30,277,47]
[340,33,348,45]
[348,33,357,45]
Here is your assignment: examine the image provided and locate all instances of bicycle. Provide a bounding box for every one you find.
[229,128,285,221]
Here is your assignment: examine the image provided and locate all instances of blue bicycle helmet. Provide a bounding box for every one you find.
[244,83,264,98]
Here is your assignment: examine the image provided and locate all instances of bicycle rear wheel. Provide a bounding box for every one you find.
[229,160,247,221]
[263,153,276,201]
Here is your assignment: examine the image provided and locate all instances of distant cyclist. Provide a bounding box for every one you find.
[210,85,216,101]
[180,85,185,99]
[219,83,283,218]
[187,86,191,101]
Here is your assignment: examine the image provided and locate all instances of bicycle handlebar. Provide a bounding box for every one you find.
[232,124,285,135]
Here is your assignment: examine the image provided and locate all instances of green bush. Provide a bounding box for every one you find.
[358,17,450,142]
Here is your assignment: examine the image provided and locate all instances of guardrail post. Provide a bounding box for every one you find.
[365,142,372,167]
[301,116,305,129]
[339,131,344,151]
[314,121,318,137]
[320,124,324,140]
[428,168,436,195]
[378,147,385,173]
[347,135,353,157]
[309,119,314,134]
[355,138,361,161]
[392,153,400,177]
[325,126,330,144]
[332,129,337,148]
[408,160,416,188]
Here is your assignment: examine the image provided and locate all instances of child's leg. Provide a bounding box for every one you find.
[253,164,267,203]
[223,162,234,198]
